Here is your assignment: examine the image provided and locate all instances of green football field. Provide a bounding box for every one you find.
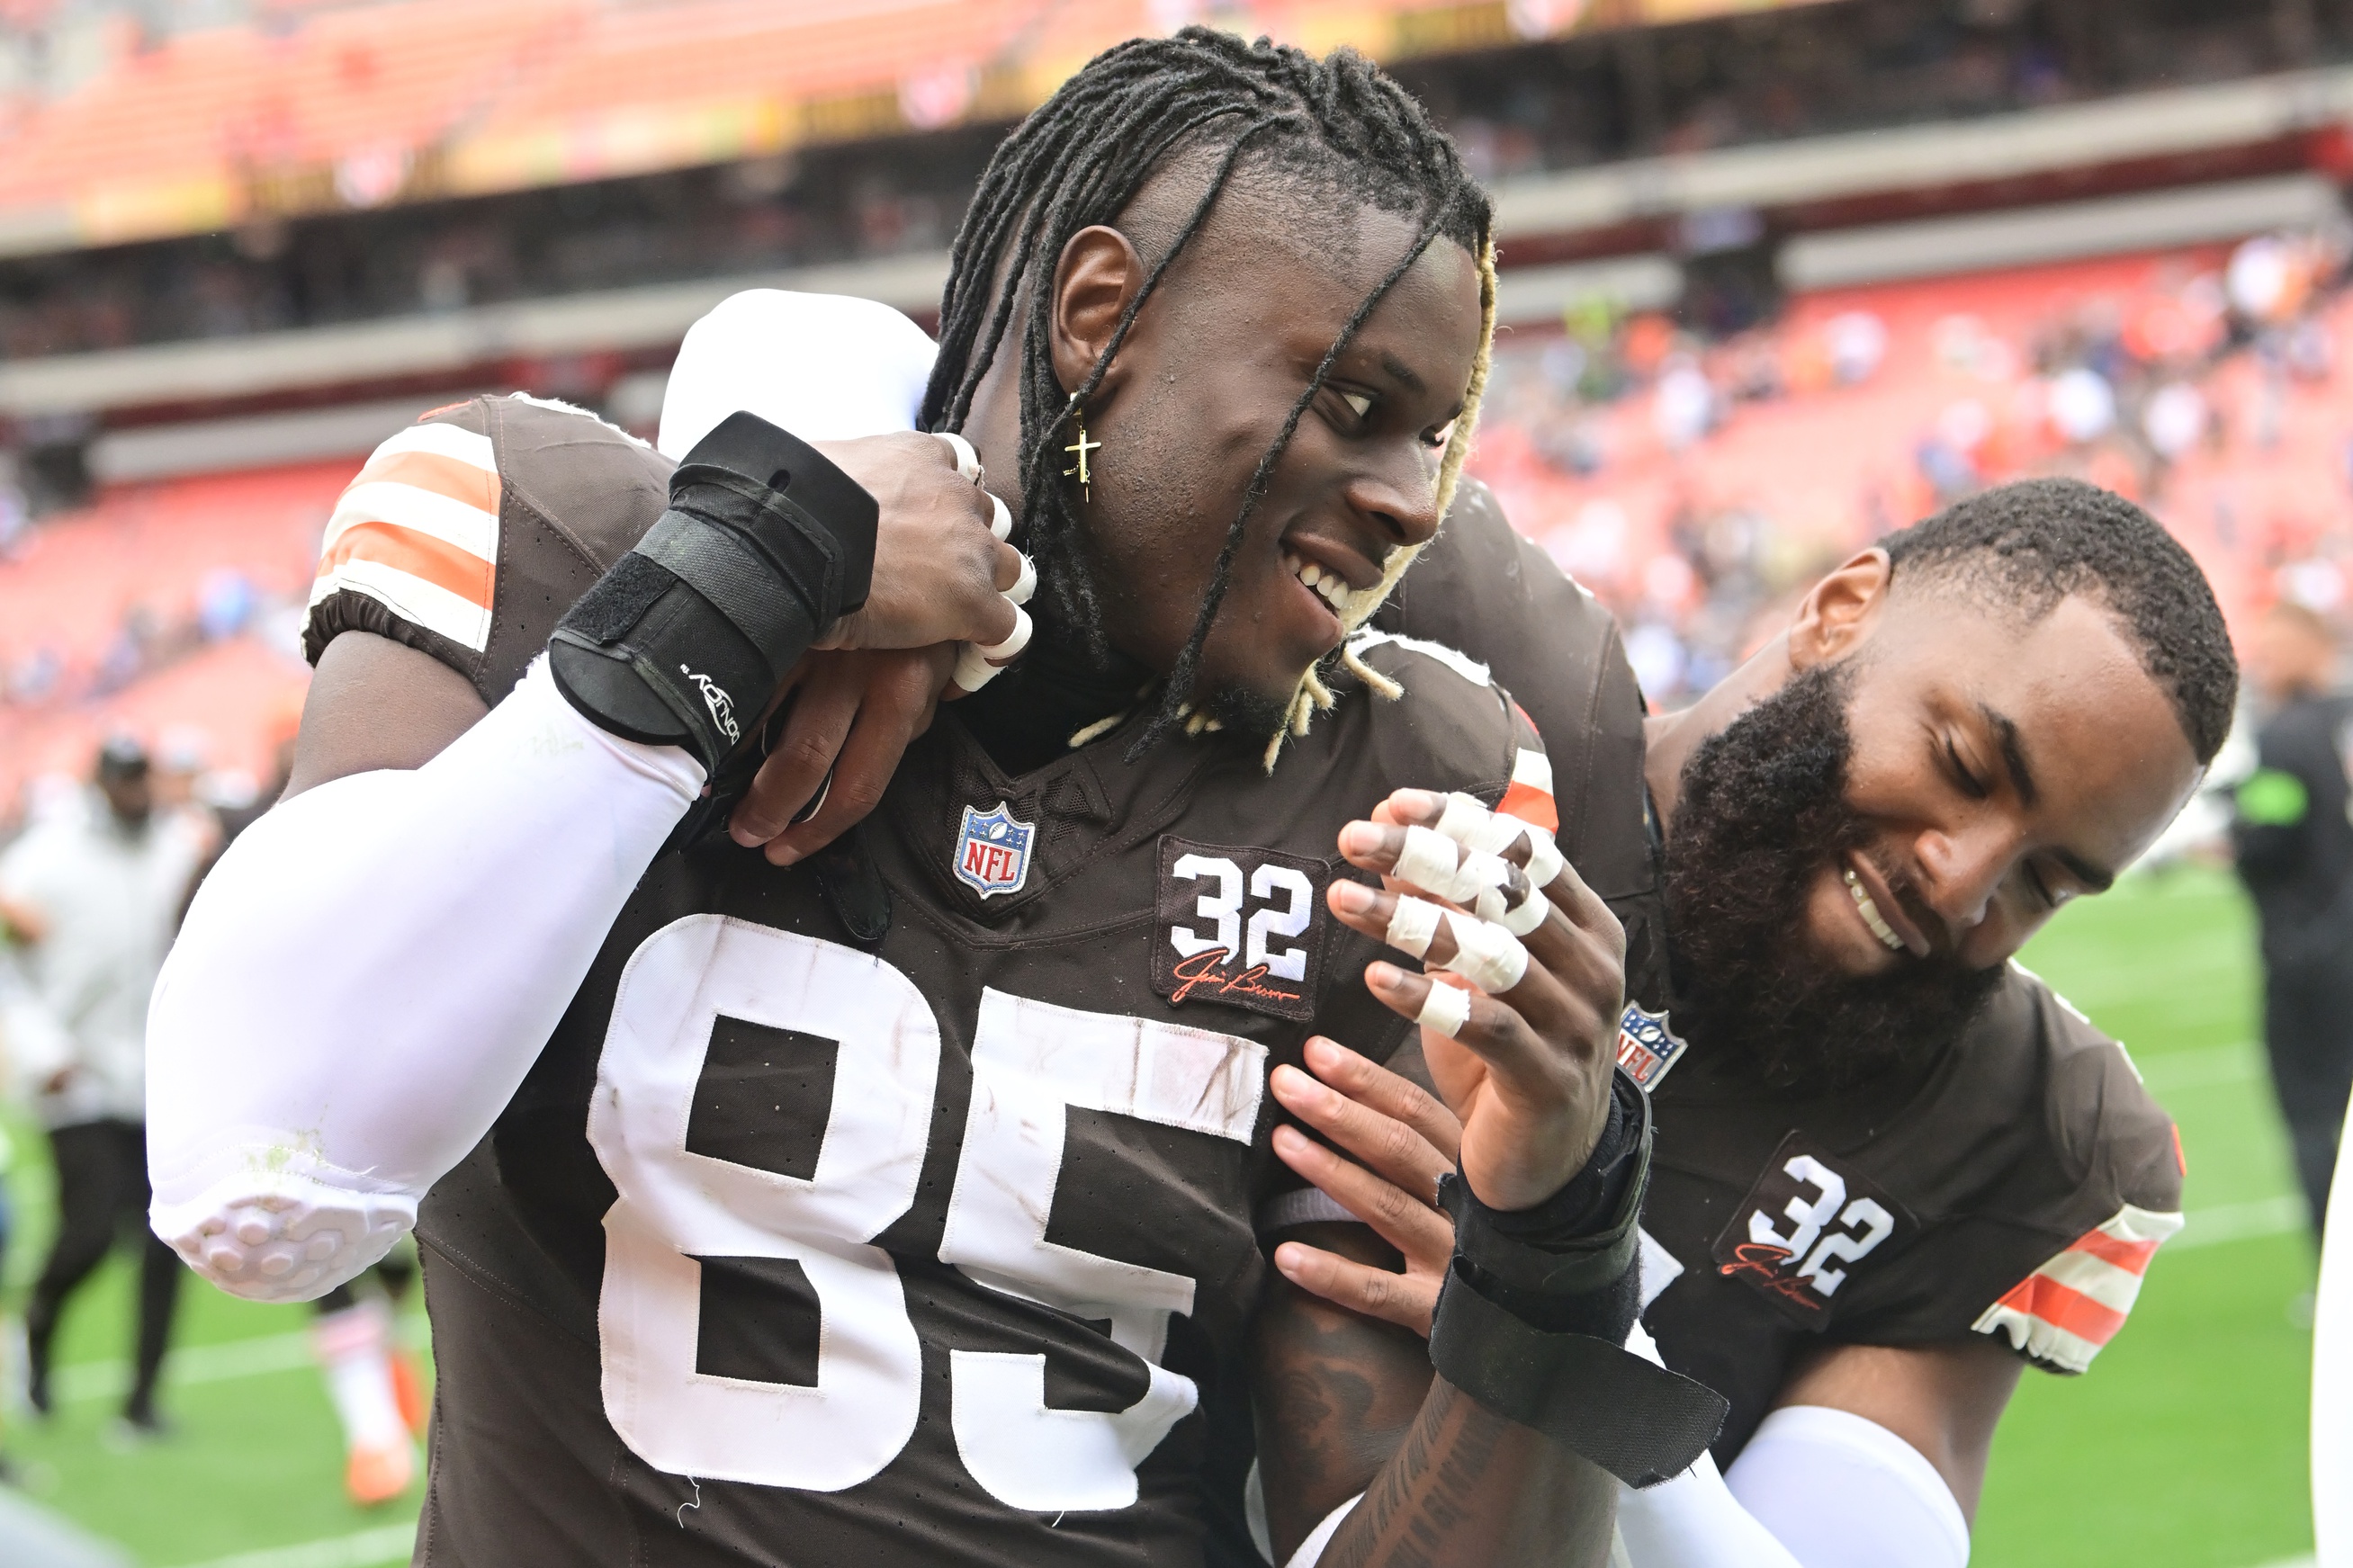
[0,865,2316,1566]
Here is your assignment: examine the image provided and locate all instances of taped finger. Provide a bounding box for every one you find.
[1417,981,1471,1039]
[1393,824,1551,936]
[987,491,1013,541]
[1435,909,1529,994]
[1432,792,1564,887]
[1006,551,1036,606]
[951,643,1004,693]
[976,604,1030,663]
[935,431,981,481]
[1385,895,1442,959]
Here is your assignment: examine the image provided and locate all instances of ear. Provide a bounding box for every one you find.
[1787,548,1892,671]
[1048,225,1147,402]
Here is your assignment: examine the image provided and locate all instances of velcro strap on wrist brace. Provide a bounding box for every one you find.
[1428,1074,1727,1485]
[1427,1266,1728,1488]
[549,412,876,775]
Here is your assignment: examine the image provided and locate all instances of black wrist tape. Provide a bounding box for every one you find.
[1427,1266,1728,1487]
[548,413,876,775]
[1429,1070,1727,1485]
[1439,1069,1648,1338]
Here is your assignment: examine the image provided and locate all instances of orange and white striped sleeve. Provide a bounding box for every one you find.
[1971,1202,2184,1372]
[1497,718,1558,834]
[306,414,501,664]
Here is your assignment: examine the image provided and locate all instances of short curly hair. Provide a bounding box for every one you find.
[1880,478,2237,764]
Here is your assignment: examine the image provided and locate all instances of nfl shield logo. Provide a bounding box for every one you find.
[954,801,1035,899]
[1615,1003,1688,1091]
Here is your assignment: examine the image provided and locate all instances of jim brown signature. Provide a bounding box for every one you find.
[1716,1241,1827,1313]
[1169,946,1304,1008]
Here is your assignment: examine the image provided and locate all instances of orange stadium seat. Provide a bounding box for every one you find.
[1469,245,2348,676]
[0,461,346,811]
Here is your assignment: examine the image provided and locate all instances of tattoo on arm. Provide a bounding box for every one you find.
[1253,1227,1615,1567]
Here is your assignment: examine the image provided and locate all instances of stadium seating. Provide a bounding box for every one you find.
[4,239,2347,814]
[1468,244,2351,700]
[0,461,341,807]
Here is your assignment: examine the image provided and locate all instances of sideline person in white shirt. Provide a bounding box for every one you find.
[0,736,208,1435]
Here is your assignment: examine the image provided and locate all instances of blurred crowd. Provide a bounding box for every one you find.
[2,0,2343,360]
[0,123,1000,360]
[1464,226,2353,709]
[1411,0,2329,183]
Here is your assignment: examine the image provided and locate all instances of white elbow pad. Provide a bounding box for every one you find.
[148,659,701,1302]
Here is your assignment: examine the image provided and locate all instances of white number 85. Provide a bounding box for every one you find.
[587,915,1264,1510]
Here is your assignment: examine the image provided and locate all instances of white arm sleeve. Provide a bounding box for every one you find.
[1721,1405,1970,1568]
[146,659,702,1302]
[658,289,936,457]
[1609,1322,1804,1568]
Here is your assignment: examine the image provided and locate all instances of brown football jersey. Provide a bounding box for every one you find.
[1375,481,2186,1464]
[306,398,1553,1567]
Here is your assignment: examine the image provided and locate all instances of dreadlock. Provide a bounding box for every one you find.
[920,27,1497,766]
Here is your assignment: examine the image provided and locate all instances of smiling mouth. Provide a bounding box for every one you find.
[1281,549,1352,614]
[1843,867,1905,954]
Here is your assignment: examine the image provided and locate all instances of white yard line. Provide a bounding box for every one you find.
[55,1317,427,1404]
[163,1523,416,1568]
[2170,1194,2308,1250]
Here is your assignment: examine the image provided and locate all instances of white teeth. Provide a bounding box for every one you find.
[1286,553,1351,613]
[1844,868,1904,952]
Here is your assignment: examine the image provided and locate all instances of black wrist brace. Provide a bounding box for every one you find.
[1428,1071,1728,1487]
[549,412,876,775]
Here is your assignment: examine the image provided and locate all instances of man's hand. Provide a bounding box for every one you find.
[1325,788,1625,1212]
[726,645,956,865]
[809,432,1025,654]
[1269,1039,1459,1336]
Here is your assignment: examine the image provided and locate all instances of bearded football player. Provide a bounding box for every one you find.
[652,297,2233,1564]
[145,31,1724,1568]
[1250,476,2235,1567]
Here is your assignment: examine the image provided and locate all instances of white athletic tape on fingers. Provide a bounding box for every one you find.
[1417,981,1471,1039]
[1397,826,1550,935]
[1438,910,1529,993]
[936,431,981,480]
[1438,793,1522,855]
[951,643,1006,692]
[988,492,1013,541]
[1521,829,1565,888]
[1386,896,1442,959]
[1491,886,1551,936]
[976,605,1031,662]
[1007,551,1036,606]
[1396,825,1465,896]
[1434,792,1564,887]
[951,604,1034,694]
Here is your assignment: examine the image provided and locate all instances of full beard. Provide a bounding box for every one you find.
[1660,662,2006,1095]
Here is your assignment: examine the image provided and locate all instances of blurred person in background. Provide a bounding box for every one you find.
[0,737,207,1438]
[2232,600,2353,1240]
[197,735,428,1506]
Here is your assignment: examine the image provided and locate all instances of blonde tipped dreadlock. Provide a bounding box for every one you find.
[1265,237,1499,772]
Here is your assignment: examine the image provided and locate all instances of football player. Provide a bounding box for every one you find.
[146,31,1719,1568]
[650,292,2235,1564]
[1256,478,2237,1567]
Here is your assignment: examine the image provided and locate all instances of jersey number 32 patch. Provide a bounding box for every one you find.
[1711,1133,1912,1325]
[1152,837,1330,1022]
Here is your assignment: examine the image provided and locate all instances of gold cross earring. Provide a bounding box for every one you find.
[1062,395,1101,501]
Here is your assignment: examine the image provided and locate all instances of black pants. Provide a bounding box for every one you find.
[26,1119,183,1420]
[2263,954,2353,1241]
